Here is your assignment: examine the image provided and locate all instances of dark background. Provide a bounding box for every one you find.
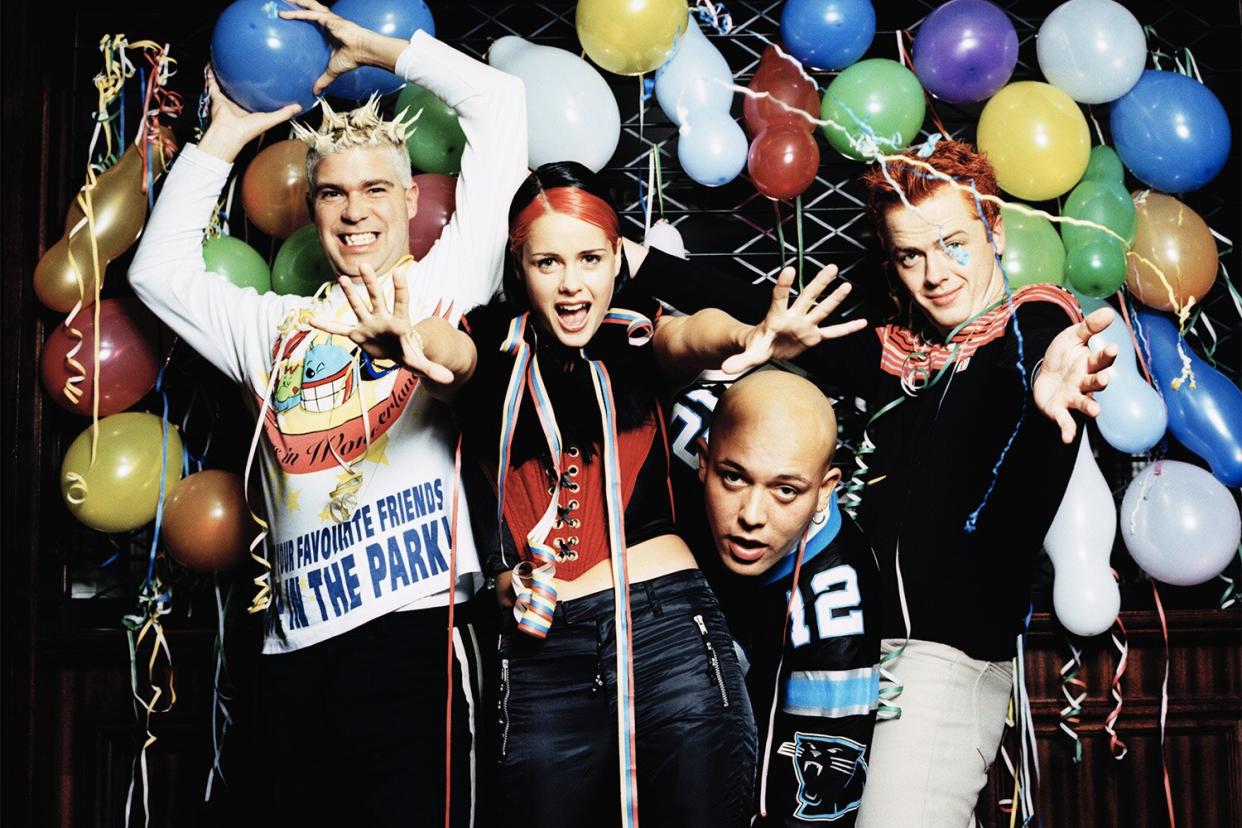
[3,1,1239,825]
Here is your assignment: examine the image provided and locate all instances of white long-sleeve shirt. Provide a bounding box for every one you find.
[129,32,528,652]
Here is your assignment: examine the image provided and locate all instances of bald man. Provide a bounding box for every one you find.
[695,372,880,827]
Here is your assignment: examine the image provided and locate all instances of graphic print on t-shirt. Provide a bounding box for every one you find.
[258,297,454,475]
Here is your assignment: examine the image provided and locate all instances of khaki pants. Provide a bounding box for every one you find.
[857,639,1013,828]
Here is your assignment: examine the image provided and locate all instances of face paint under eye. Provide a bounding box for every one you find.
[944,242,970,266]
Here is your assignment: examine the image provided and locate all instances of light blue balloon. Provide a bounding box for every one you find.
[1137,311,1242,486]
[677,112,748,187]
[1089,314,1167,454]
[655,17,733,125]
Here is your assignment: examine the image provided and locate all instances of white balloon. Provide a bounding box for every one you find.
[488,36,621,172]
[655,15,733,126]
[677,111,748,187]
[1036,0,1147,104]
[644,219,688,259]
[1121,459,1242,586]
[1089,314,1168,454]
[1044,434,1121,636]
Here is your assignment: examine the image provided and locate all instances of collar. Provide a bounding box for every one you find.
[763,496,842,585]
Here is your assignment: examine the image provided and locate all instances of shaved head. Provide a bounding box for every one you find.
[700,371,841,576]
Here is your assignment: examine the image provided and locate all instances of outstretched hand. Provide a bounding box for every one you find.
[1033,306,1119,444]
[280,0,390,95]
[311,265,455,385]
[197,69,301,162]
[721,264,868,375]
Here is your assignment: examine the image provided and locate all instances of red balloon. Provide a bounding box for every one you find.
[748,126,821,201]
[162,470,257,573]
[408,173,458,260]
[743,45,821,137]
[241,139,310,239]
[40,297,164,417]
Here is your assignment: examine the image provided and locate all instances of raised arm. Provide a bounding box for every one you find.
[1033,305,1118,443]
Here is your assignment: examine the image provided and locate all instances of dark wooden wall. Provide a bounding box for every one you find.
[2,2,1238,826]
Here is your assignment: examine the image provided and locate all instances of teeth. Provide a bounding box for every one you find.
[343,232,376,246]
[558,303,587,313]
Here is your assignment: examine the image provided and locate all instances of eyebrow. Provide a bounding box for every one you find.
[314,178,395,193]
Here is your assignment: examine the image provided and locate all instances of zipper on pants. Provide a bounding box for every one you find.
[693,614,730,708]
[498,657,511,760]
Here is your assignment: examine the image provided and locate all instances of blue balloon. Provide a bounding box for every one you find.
[655,18,733,126]
[325,0,436,101]
[780,0,876,71]
[1110,70,1232,193]
[211,0,332,113]
[1090,314,1167,454]
[677,112,748,187]
[1136,312,1242,486]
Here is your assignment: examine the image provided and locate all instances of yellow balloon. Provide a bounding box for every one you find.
[977,81,1089,202]
[61,412,184,533]
[576,0,688,76]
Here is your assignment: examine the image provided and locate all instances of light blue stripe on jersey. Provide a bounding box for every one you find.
[783,666,880,718]
[764,496,842,585]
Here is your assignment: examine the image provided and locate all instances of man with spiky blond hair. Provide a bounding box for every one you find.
[128,1,527,824]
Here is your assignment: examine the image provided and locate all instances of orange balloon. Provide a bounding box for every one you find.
[241,139,310,238]
[161,470,257,572]
[1126,191,1218,311]
[34,130,175,313]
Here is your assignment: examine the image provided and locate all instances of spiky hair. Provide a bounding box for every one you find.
[291,94,420,155]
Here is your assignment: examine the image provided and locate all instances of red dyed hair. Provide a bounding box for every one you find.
[861,139,1001,248]
[509,186,621,254]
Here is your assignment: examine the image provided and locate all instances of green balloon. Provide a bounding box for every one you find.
[202,235,272,293]
[1065,234,1127,297]
[1000,205,1065,288]
[1080,145,1125,184]
[396,83,466,176]
[1062,180,1136,246]
[271,225,335,296]
[820,59,926,161]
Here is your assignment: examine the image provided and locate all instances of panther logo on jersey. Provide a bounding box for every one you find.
[778,732,868,821]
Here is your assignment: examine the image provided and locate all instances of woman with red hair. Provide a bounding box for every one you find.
[315,160,865,826]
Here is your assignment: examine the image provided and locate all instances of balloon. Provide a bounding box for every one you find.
[1125,192,1217,311]
[912,0,1017,104]
[202,235,272,292]
[1044,435,1120,637]
[1061,149,1136,297]
[1136,312,1242,487]
[655,16,733,125]
[1036,0,1147,104]
[408,172,457,260]
[60,412,184,534]
[162,470,257,572]
[576,0,688,76]
[748,125,820,201]
[241,139,311,239]
[677,112,749,187]
[210,0,331,113]
[324,0,435,101]
[820,59,926,161]
[272,225,336,296]
[489,36,620,172]
[977,82,1089,201]
[999,206,1064,288]
[34,133,174,313]
[645,219,688,259]
[1088,313,1167,454]
[780,0,876,72]
[1110,70,1232,193]
[40,298,164,418]
[743,46,821,137]
[396,83,465,175]
[1121,459,1241,586]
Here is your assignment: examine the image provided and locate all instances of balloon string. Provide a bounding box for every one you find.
[1219,545,1241,610]
[772,199,785,274]
[1105,577,1129,760]
[1115,289,1155,386]
[997,699,1018,822]
[794,193,804,290]
[1058,637,1086,764]
[1151,580,1176,828]
[204,578,234,801]
[897,29,952,138]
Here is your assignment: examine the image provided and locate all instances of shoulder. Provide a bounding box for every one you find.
[461,298,520,347]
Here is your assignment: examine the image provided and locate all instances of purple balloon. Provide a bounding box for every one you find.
[912,0,1017,104]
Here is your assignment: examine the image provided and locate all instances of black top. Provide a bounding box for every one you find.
[639,248,1081,661]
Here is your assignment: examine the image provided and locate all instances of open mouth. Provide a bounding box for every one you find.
[555,301,591,333]
[338,231,378,251]
[725,535,767,563]
[300,364,354,413]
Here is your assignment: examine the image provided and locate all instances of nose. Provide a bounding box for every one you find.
[737,488,766,532]
[340,191,368,223]
[558,262,584,294]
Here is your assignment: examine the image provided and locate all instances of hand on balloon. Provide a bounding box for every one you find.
[281,0,405,94]
[1033,306,1119,444]
[197,69,301,162]
[721,264,867,375]
[311,264,456,386]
